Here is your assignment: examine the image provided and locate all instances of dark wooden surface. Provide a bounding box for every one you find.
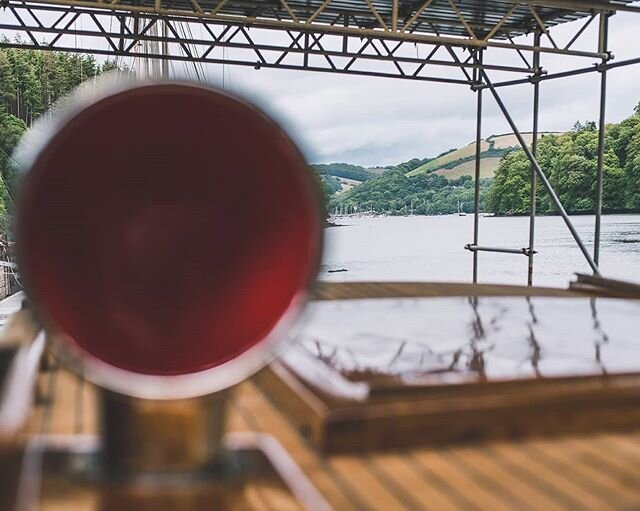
[15,370,322,511]
[14,367,640,511]
[6,286,640,509]
[257,361,640,452]
[261,292,640,452]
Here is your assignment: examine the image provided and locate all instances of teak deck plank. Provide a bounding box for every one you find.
[443,446,568,511]
[410,449,516,511]
[488,441,609,510]
[364,453,461,511]
[566,436,640,477]
[17,367,640,511]
[603,433,640,457]
[233,383,363,511]
[243,479,306,511]
[600,436,640,479]
[529,439,640,503]
[327,456,415,510]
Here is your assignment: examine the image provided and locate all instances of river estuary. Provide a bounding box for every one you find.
[320,214,640,287]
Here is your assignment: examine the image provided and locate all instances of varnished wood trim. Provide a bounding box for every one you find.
[314,282,584,301]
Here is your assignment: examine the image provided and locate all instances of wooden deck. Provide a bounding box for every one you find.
[24,365,640,511]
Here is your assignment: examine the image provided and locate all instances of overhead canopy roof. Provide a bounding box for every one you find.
[88,0,638,40]
[1,0,638,81]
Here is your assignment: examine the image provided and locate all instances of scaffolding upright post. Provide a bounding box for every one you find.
[162,21,169,78]
[481,68,600,274]
[594,12,609,267]
[527,33,541,286]
[472,50,483,284]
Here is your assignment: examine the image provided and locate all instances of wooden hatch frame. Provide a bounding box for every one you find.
[255,282,640,453]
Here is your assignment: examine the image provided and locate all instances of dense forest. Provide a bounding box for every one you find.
[315,158,436,200]
[488,105,640,215]
[389,156,433,174]
[329,171,492,215]
[312,162,375,182]
[0,43,118,231]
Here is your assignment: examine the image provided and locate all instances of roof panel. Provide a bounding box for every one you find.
[163,0,633,40]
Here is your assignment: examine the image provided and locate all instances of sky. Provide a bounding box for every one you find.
[2,6,640,168]
[195,10,640,167]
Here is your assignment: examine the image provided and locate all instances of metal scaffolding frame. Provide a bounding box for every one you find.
[1,0,639,284]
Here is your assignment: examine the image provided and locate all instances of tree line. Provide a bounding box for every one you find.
[329,171,492,215]
[328,104,640,217]
[311,162,375,182]
[488,105,640,215]
[0,43,120,231]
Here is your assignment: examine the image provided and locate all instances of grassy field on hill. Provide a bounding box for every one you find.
[406,133,559,179]
[406,140,490,176]
[434,157,502,180]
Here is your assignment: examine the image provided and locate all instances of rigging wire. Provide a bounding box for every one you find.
[186,24,206,81]
[177,22,205,82]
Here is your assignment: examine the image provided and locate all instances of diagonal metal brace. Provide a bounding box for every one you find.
[479,68,600,275]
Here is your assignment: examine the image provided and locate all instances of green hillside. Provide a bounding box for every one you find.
[407,140,490,176]
[329,171,493,216]
[435,157,502,180]
[311,163,374,182]
[489,113,640,215]
[407,133,560,178]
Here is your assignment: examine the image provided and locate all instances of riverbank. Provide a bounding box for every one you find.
[330,209,640,220]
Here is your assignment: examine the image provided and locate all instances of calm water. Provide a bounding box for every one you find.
[320,214,640,287]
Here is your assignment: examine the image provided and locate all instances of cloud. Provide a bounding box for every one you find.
[0,8,637,167]
[221,12,640,167]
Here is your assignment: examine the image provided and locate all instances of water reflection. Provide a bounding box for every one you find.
[466,297,489,381]
[525,298,542,378]
[290,296,638,384]
[590,298,610,375]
